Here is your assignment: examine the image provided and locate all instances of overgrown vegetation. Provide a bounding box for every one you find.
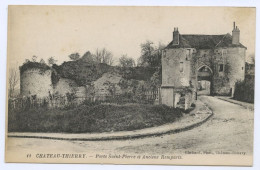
[20,61,50,75]
[52,60,114,86]
[8,103,182,133]
[233,75,254,103]
[138,41,165,67]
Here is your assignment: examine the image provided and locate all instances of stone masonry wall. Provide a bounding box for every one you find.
[21,69,88,101]
[197,49,214,69]
[20,69,53,98]
[160,88,174,107]
[93,72,122,96]
[161,48,196,109]
[162,48,195,87]
[213,47,245,95]
[226,48,246,90]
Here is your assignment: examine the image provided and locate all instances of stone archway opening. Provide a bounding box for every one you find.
[197,65,213,96]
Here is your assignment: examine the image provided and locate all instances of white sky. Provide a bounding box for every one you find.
[8,6,255,67]
[1,2,260,170]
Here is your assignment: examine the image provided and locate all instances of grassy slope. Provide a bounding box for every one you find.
[8,104,182,133]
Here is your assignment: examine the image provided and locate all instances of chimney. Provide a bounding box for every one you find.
[172,27,179,45]
[232,22,240,45]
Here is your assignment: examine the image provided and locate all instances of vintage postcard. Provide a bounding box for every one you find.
[5,6,255,166]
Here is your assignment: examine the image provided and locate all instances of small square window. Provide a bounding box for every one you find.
[219,64,224,72]
[163,51,166,57]
[242,67,244,70]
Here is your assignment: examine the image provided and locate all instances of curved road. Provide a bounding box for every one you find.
[7,96,254,156]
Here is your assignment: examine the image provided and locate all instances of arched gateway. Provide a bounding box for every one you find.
[197,65,213,96]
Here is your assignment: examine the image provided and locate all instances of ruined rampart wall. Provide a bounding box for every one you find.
[54,78,78,96]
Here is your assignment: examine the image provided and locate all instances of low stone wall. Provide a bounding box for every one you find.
[185,92,193,110]
[160,87,195,110]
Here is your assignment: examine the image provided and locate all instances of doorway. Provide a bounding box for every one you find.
[197,65,213,96]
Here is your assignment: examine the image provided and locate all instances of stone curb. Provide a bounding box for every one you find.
[8,104,213,141]
[216,97,254,111]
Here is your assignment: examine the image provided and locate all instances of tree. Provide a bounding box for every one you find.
[245,53,255,75]
[249,53,255,65]
[32,55,38,62]
[81,51,94,63]
[138,40,154,67]
[8,68,19,98]
[93,48,114,65]
[40,58,46,64]
[48,57,57,66]
[24,59,30,64]
[68,53,80,61]
[138,41,165,67]
[119,55,136,67]
[150,68,161,90]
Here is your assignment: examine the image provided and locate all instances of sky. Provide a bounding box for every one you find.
[7,6,256,68]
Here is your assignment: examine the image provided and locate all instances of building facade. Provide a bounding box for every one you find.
[161,22,246,108]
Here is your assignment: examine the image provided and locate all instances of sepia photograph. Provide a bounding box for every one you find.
[5,5,256,166]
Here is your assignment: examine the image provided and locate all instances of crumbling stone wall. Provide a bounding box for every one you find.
[93,72,123,99]
[53,78,78,96]
[21,68,88,102]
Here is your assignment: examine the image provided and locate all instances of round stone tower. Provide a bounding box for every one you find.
[227,47,246,95]
[20,65,53,98]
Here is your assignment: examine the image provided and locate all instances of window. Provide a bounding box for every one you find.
[219,64,224,72]
[162,50,166,57]
[186,49,191,60]
[242,67,244,70]
[180,62,184,72]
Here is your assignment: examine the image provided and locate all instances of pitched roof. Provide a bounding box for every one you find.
[165,33,246,49]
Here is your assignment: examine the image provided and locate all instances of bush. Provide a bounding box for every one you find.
[8,103,183,133]
[233,76,254,103]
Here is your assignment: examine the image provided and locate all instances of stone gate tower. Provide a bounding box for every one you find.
[160,22,246,108]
